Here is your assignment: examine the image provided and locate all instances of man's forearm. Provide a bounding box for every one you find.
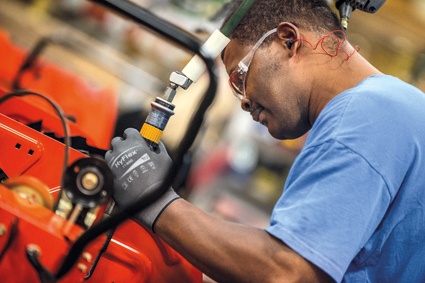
[154,199,330,283]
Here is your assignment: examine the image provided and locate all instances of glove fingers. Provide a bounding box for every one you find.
[124,128,145,142]
[105,150,112,162]
[109,135,124,149]
[109,128,142,149]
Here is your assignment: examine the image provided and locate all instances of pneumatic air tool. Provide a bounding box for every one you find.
[336,0,386,30]
[86,0,257,149]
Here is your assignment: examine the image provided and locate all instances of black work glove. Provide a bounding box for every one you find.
[105,128,180,231]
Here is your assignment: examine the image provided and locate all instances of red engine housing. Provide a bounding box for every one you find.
[0,30,201,282]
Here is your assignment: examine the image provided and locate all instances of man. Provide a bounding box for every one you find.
[105,0,425,282]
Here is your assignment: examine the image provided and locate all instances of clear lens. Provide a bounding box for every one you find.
[227,28,277,101]
[228,69,246,100]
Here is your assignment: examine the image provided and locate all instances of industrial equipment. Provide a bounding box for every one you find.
[0,0,218,281]
[336,0,386,30]
[0,31,201,283]
[0,0,387,281]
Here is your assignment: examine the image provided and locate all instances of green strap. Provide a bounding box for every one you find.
[220,0,257,36]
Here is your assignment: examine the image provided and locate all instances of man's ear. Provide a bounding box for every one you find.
[276,22,299,55]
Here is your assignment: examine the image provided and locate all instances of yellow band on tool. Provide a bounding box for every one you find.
[140,123,162,144]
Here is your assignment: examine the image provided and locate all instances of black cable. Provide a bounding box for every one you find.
[26,244,57,283]
[0,218,18,262]
[12,37,53,91]
[83,226,116,279]
[87,0,201,53]
[0,90,71,203]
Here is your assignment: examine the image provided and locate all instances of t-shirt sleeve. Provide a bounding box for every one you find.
[265,140,391,282]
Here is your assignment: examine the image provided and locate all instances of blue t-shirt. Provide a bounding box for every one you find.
[266,75,425,282]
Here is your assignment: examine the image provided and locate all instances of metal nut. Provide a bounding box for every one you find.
[82,252,92,262]
[169,71,191,89]
[81,172,99,190]
[77,263,87,272]
[0,224,6,236]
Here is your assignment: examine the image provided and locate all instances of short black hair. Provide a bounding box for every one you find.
[223,0,343,46]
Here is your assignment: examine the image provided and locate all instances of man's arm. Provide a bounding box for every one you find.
[104,129,332,282]
[155,198,333,283]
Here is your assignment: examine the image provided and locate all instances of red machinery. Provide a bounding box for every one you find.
[0,23,201,283]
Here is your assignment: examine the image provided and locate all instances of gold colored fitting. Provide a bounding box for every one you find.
[81,172,99,190]
[140,123,162,144]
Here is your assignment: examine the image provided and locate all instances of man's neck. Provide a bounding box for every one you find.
[308,50,382,124]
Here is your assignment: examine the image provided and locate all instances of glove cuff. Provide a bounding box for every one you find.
[134,188,180,231]
[151,195,180,233]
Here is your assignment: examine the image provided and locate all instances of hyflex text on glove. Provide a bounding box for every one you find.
[105,128,180,231]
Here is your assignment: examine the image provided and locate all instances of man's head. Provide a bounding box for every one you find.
[225,0,342,46]
[222,0,348,140]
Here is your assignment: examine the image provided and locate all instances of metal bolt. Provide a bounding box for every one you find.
[81,172,99,190]
[82,252,92,262]
[26,244,41,256]
[77,263,87,272]
[169,71,191,89]
[0,224,6,236]
[84,212,97,228]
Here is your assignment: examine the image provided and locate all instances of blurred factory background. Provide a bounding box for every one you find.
[1,0,425,229]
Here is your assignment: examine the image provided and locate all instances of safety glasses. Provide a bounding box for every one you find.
[228,28,277,100]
